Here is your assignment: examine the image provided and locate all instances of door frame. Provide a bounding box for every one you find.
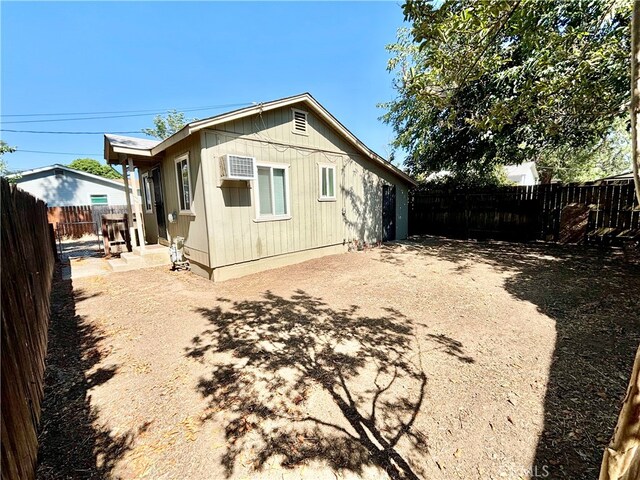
[382,184,396,242]
[151,165,168,241]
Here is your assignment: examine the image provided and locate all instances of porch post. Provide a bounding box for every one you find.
[128,157,146,251]
[121,157,137,248]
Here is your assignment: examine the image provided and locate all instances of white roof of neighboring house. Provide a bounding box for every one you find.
[9,163,132,189]
[425,161,539,185]
[595,171,633,181]
[503,161,538,178]
[104,93,417,186]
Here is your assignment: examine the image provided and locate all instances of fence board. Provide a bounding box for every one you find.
[1,177,56,480]
[47,205,129,238]
[409,181,639,245]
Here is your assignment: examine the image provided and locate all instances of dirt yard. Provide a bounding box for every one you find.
[37,237,640,480]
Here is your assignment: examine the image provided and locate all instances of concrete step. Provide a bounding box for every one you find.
[106,244,171,272]
[133,244,169,256]
[120,252,144,265]
[107,258,136,273]
[132,245,170,265]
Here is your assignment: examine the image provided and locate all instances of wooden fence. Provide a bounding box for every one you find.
[1,178,57,480]
[48,204,128,238]
[409,181,640,244]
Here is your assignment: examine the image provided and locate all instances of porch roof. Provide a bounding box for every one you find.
[104,134,162,166]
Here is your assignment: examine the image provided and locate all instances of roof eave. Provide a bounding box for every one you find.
[12,163,133,189]
[105,93,416,186]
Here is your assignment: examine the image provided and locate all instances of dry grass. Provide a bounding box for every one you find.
[38,237,640,479]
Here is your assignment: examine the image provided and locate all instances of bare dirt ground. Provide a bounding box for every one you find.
[37,237,640,480]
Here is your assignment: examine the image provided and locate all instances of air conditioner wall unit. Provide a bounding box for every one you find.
[220,154,256,181]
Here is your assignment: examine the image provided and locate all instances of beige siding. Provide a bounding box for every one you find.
[201,102,409,269]
[158,135,210,266]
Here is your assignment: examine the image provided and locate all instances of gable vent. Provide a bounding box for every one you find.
[220,154,256,180]
[292,109,308,134]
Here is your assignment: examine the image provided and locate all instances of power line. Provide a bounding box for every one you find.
[0,103,253,124]
[2,107,171,117]
[1,129,143,135]
[12,149,103,156]
[0,102,253,118]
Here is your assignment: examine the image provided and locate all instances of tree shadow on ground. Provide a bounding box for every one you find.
[381,236,640,478]
[37,266,137,479]
[186,290,474,479]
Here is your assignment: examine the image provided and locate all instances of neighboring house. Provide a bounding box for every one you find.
[425,162,540,186]
[104,93,416,281]
[594,171,634,183]
[503,161,539,186]
[10,164,139,207]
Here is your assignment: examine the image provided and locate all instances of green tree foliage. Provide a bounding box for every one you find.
[0,140,17,176]
[67,158,122,179]
[382,0,631,184]
[141,110,190,139]
[541,117,632,182]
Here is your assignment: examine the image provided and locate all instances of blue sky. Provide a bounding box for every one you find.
[1,1,407,172]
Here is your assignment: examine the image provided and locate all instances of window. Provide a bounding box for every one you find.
[90,194,108,205]
[256,165,289,219]
[142,172,153,213]
[174,153,193,213]
[319,165,336,200]
[291,108,308,135]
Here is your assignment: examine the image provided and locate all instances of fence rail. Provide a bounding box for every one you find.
[409,181,640,244]
[48,205,129,238]
[1,177,57,480]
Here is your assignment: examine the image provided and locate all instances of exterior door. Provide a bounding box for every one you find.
[151,167,167,239]
[382,184,396,242]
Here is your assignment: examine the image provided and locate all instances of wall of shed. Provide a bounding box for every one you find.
[201,102,409,271]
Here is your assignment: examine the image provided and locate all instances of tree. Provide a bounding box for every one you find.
[141,110,190,139]
[598,5,640,480]
[0,140,17,176]
[631,0,640,205]
[541,118,632,183]
[382,0,631,184]
[67,158,122,179]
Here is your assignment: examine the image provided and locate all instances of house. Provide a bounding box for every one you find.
[503,161,539,186]
[593,171,634,183]
[425,162,540,186]
[104,93,416,281]
[10,164,139,207]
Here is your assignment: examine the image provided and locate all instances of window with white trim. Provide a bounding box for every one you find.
[256,165,289,218]
[90,194,108,205]
[142,172,153,213]
[319,165,336,200]
[291,108,308,135]
[175,153,193,213]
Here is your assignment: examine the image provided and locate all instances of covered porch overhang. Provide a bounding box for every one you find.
[104,134,163,169]
[104,134,164,250]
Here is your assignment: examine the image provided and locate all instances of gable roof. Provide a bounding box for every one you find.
[595,171,634,181]
[104,93,416,186]
[10,164,134,189]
